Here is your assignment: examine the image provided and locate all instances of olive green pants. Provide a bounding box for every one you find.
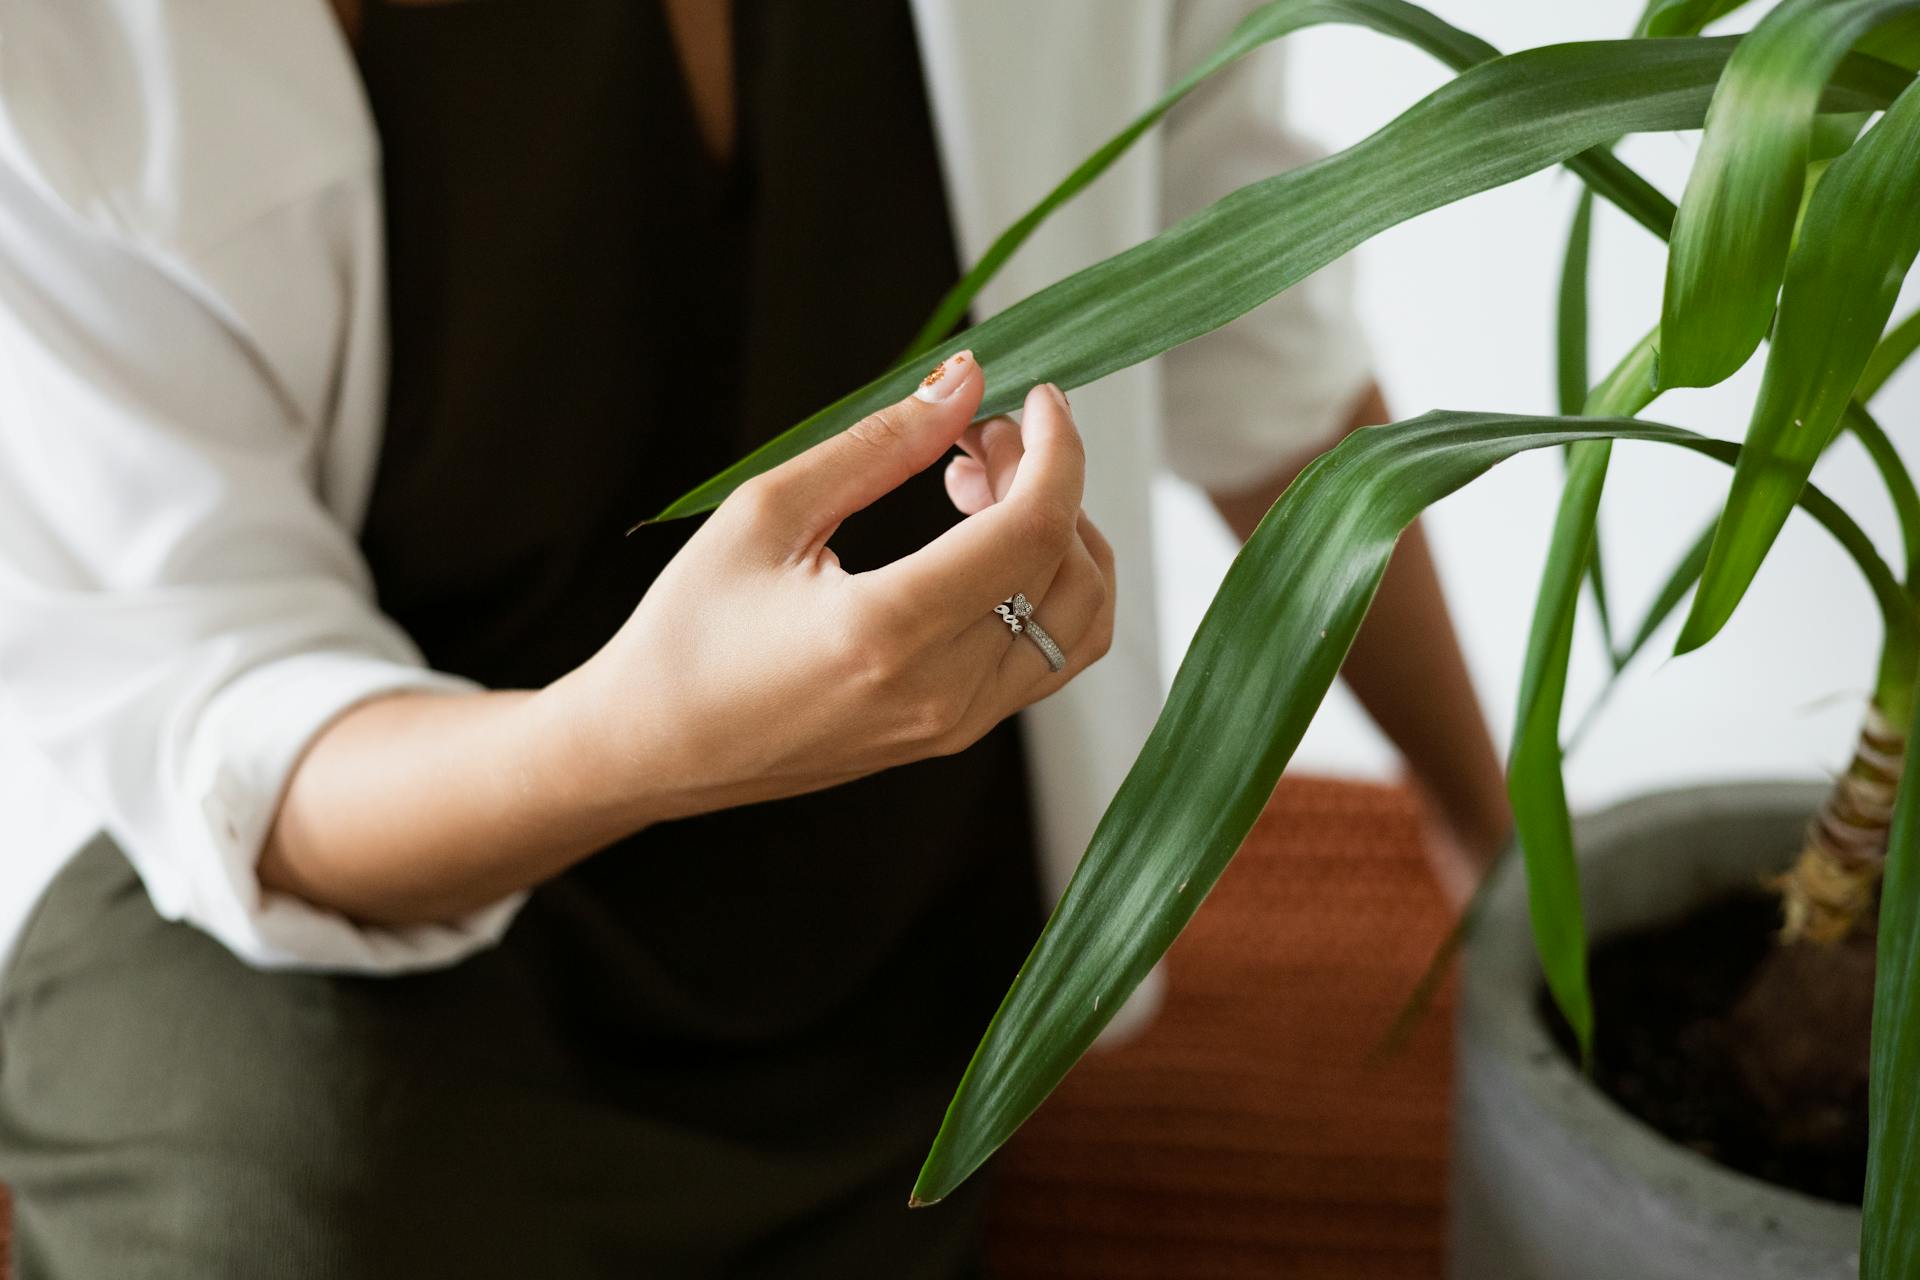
[0,839,994,1278]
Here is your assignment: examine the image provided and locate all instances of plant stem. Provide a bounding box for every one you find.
[1775,407,1920,943]
[1782,606,1915,943]
[1781,703,1909,943]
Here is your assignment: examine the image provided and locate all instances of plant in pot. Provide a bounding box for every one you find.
[649,0,1920,1274]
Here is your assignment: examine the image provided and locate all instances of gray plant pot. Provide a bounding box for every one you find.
[1448,782,1863,1280]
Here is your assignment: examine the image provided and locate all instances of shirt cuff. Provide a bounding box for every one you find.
[170,650,527,973]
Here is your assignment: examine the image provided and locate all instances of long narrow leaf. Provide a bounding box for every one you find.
[1510,441,1607,1058]
[1554,191,1622,665]
[1865,695,1920,1279]
[1811,110,1875,162]
[1638,0,1757,38]
[1658,0,1920,391]
[1504,336,1660,1057]
[653,40,1902,523]
[911,410,1910,1205]
[1861,10,1920,67]
[1862,305,1920,402]
[1847,402,1920,585]
[1557,194,1596,418]
[902,0,1501,358]
[1678,75,1920,651]
[1620,524,1717,673]
[1564,517,1719,754]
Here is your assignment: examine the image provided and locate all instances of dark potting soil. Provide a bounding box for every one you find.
[1538,890,1868,1205]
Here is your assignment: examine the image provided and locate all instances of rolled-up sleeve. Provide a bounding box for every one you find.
[0,115,525,971]
[1157,0,1376,491]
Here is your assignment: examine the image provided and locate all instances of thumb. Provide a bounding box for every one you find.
[757,351,983,551]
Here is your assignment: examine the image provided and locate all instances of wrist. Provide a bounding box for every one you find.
[519,670,672,843]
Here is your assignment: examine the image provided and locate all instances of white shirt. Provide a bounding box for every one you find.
[0,0,1370,1024]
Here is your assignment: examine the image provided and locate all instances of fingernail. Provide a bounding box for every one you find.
[1045,382,1071,414]
[914,350,976,403]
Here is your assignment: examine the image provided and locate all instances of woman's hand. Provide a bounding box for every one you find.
[264,353,1115,925]
[545,352,1116,826]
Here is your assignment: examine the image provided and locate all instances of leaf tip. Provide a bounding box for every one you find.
[644,491,721,528]
[1671,603,1721,658]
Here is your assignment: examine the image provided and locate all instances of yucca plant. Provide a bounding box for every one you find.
[651,0,1920,1271]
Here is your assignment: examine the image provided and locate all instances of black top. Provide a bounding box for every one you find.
[349,0,1045,1271]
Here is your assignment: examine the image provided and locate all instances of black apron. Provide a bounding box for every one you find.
[0,3,1046,1275]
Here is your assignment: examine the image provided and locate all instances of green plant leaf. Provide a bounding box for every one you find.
[1637,0,1757,38]
[1563,518,1715,752]
[1554,190,1624,666]
[1811,110,1874,162]
[1862,305,1920,401]
[1620,524,1716,675]
[1861,10,1920,67]
[1557,193,1596,418]
[653,38,1903,524]
[1658,0,1920,391]
[1510,441,1606,1058]
[1678,75,1920,652]
[1562,516,1716,759]
[1504,334,1660,1058]
[910,409,1909,1206]
[1847,402,1920,586]
[902,0,1501,359]
[1865,694,1920,1279]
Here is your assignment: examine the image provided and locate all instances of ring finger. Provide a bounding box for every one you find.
[991,517,1113,691]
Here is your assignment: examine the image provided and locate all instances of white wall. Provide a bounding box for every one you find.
[1153,0,1917,808]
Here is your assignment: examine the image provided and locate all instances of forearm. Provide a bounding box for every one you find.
[260,684,651,927]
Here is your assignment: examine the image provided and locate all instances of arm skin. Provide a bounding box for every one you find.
[257,686,648,926]
[1207,382,1512,902]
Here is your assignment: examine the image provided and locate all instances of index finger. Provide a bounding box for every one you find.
[866,382,1085,619]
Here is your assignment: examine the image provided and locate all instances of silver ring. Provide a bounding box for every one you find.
[994,593,1067,672]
